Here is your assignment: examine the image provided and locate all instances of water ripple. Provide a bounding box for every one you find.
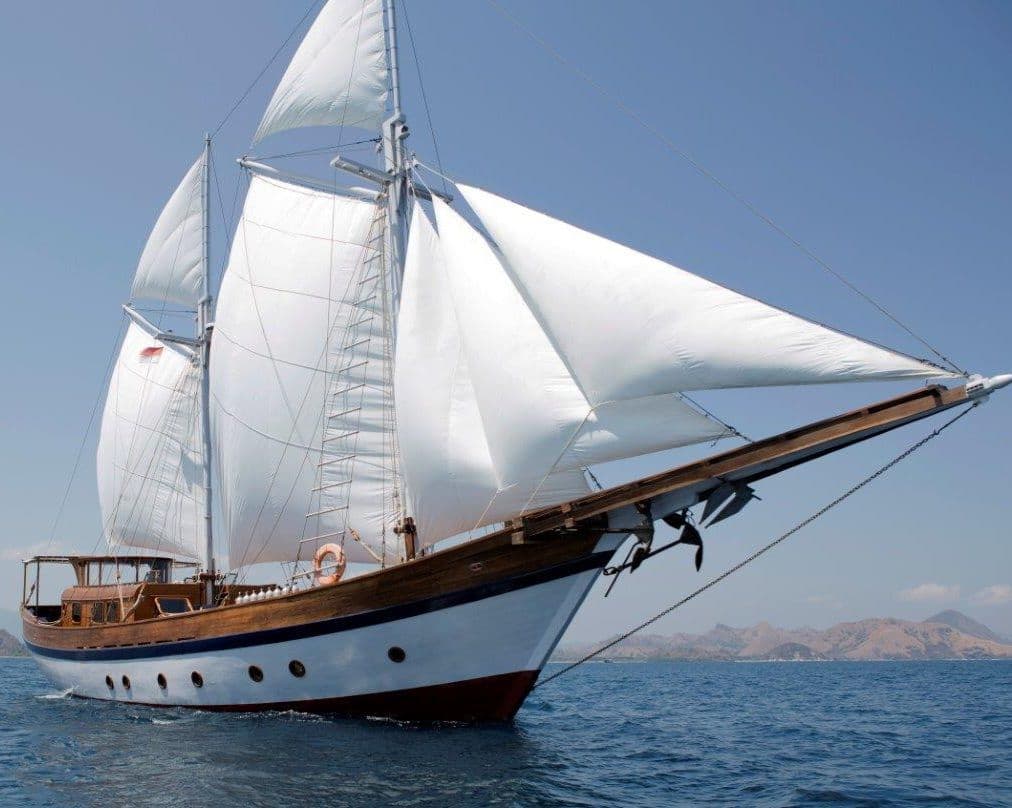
[0,659,1009,806]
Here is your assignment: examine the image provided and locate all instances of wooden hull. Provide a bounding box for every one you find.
[23,527,623,722]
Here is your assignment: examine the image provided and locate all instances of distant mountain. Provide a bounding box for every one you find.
[923,610,1008,644]
[555,613,1012,662]
[0,609,21,637]
[0,630,27,657]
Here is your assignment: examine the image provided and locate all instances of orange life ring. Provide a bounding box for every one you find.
[313,543,347,586]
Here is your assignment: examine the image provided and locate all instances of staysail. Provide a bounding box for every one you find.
[210,172,398,567]
[253,0,389,143]
[130,152,206,307]
[395,209,594,545]
[97,322,204,558]
[394,191,955,546]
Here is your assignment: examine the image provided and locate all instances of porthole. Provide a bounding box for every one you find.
[105,675,114,690]
[157,673,167,690]
[387,646,406,663]
[121,675,131,689]
[288,660,306,678]
[191,671,204,688]
[248,665,264,683]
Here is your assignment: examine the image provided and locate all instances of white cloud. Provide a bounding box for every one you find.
[970,584,1012,606]
[897,583,960,603]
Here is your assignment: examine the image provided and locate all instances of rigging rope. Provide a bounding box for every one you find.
[256,138,380,161]
[534,403,978,690]
[43,322,126,554]
[484,0,967,378]
[399,0,449,198]
[211,0,324,139]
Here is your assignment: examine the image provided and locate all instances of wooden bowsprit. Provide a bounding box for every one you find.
[511,381,995,545]
[534,400,981,690]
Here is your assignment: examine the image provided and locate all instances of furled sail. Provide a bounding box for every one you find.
[253,0,389,144]
[458,184,953,393]
[395,209,593,546]
[97,322,204,558]
[130,153,205,307]
[211,172,397,567]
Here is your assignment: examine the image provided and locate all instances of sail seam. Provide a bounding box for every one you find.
[241,215,383,248]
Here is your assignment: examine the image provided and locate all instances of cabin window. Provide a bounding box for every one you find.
[121,675,131,689]
[155,597,193,616]
[248,665,264,683]
[106,602,119,623]
[91,602,106,624]
[288,660,306,678]
[70,603,81,624]
[105,675,114,690]
[157,673,167,690]
[191,671,203,688]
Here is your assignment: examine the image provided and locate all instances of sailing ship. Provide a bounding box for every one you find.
[21,0,1009,722]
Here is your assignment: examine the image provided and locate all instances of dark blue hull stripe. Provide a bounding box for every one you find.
[26,551,612,662]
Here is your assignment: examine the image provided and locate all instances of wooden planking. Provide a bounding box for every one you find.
[23,525,604,652]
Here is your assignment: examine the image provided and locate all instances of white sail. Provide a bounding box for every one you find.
[211,173,397,567]
[97,322,204,558]
[396,186,959,546]
[458,183,954,395]
[430,198,731,478]
[130,153,205,307]
[253,0,388,144]
[396,208,591,546]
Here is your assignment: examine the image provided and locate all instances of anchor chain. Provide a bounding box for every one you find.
[534,404,978,690]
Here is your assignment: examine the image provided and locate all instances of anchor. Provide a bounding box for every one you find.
[603,508,706,596]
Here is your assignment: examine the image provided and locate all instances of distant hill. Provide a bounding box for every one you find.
[555,611,1012,662]
[0,609,21,637]
[923,610,1008,644]
[0,630,27,657]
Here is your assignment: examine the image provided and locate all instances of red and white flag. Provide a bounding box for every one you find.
[138,345,163,363]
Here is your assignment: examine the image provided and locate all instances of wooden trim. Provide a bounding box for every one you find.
[23,527,606,654]
[517,384,967,538]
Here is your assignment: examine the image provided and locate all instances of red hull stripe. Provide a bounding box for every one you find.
[71,670,541,723]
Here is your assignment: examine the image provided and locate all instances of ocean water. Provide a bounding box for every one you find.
[0,658,1009,807]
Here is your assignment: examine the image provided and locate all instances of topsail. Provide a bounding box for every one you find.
[130,152,206,307]
[254,0,389,143]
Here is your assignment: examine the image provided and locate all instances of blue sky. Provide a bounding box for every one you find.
[0,1,1008,641]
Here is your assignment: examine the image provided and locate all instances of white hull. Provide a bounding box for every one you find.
[29,549,612,717]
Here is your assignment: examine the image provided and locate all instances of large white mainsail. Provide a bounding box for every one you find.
[210,172,397,567]
[253,0,388,143]
[97,322,204,558]
[130,152,206,307]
